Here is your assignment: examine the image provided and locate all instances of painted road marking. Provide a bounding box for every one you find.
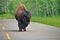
[2,27,5,30]
[6,32,11,40]
[1,25,11,40]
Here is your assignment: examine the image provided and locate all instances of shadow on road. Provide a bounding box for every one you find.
[5,30,21,32]
[5,30,32,32]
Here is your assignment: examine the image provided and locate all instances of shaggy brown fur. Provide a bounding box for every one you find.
[15,4,27,21]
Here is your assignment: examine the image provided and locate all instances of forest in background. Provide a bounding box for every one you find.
[0,0,60,17]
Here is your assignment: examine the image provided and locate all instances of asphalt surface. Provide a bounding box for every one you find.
[0,19,60,40]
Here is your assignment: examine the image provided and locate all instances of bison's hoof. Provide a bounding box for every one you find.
[24,29,26,31]
[19,29,22,31]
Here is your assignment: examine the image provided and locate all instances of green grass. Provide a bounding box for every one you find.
[31,16,60,28]
[0,13,60,28]
[0,13,14,19]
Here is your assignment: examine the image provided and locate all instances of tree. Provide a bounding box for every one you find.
[0,0,9,14]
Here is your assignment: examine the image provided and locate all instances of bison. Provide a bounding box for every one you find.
[15,4,31,31]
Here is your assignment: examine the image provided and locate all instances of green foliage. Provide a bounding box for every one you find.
[0,0,59,16]
[31,16,60,28]
[0,0,9,14]
[57,0,60,14]
[0,13,14,19]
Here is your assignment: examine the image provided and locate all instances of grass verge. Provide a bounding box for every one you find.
[31,16,60,28]
[0,13,14,19]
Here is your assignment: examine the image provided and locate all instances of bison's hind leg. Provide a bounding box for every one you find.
[19,27,22,31]
[23,28,26,31]
[22,26,26,31]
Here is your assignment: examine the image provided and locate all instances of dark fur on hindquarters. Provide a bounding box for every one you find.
[18,21,29,31]
[18,22,22,31]
[19,27,22,31]
[22,23,29,31]
[21,18,30,31]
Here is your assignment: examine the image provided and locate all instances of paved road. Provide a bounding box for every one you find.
[0,19,60,40]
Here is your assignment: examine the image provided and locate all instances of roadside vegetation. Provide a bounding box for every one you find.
[0,13,14,19]
[31,16,60,28]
